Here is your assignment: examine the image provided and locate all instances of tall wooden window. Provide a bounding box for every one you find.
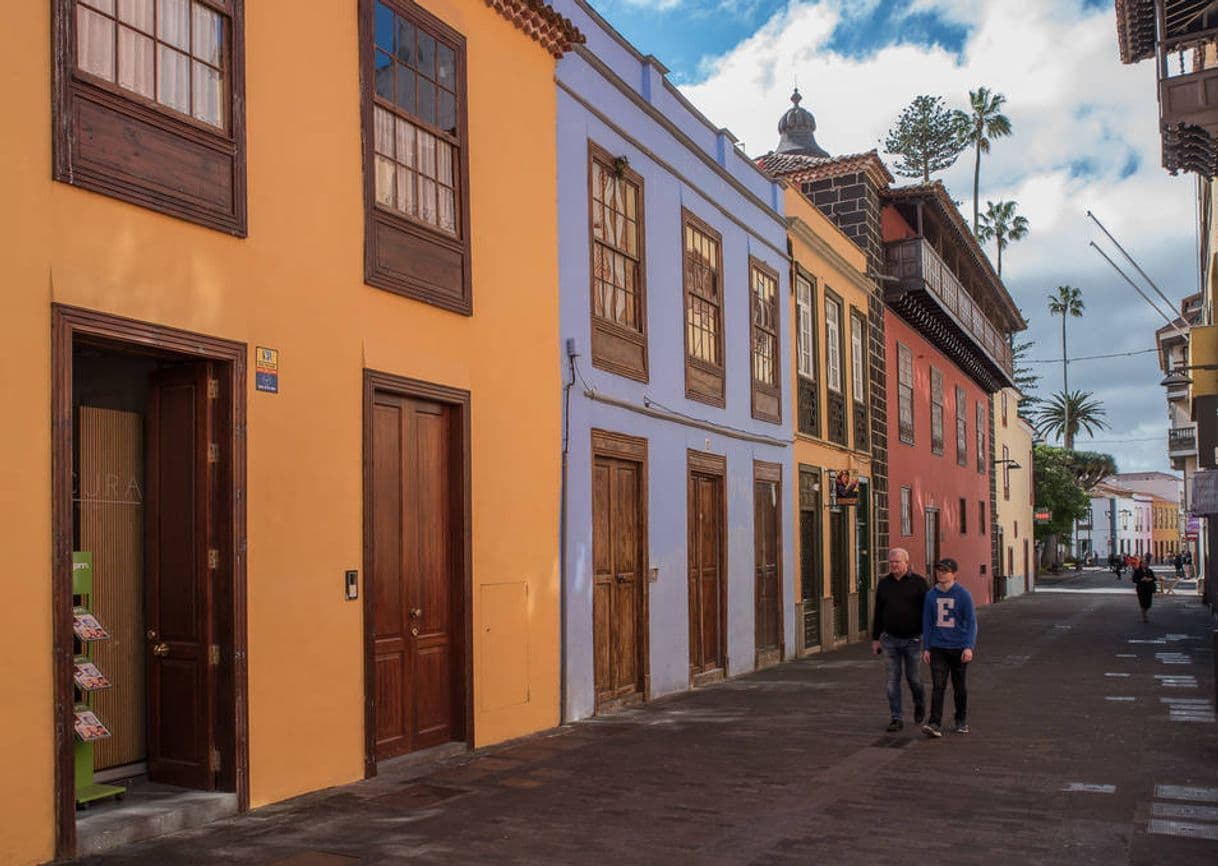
[850,312,865,404]
[54,0,247,234]
[930,367,944,456]
[897,343,914,445]
[900,487,912,536]
[363,0,471,312]
[750,259,781,423]
[1001,390,1009,427]
[1003,444,1011,500]
[976,401,987,473]
[959,497,968,534]
[978,500,986,535]
[589,144,647,381]
[955,384,967,466]
[795,273,819,437]
[683,211,725,406]
[825,296,843,394]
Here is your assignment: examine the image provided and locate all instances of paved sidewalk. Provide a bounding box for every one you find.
[79,587,1218,865]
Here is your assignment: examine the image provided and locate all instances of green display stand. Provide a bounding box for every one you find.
[72,552,126,808]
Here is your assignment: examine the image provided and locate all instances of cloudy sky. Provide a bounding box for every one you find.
[591,0,1198,475]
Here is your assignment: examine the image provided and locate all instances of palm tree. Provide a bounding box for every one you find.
[975,199,1029,278]
[963,87,1012,234]
[1034,390,1108,450]
[1048,285,1084,447]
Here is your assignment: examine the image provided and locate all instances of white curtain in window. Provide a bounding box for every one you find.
[795,277,813,379]
[78,5,116,82]
[118,25,155,98]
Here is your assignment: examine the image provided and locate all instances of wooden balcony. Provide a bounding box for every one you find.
[1161,66,1218,176]
[884,238,1015,391]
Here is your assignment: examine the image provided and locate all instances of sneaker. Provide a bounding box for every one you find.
[922,722,943,738]
[914,704,926,725]
[954,721,970,734]
[886,719,904,732]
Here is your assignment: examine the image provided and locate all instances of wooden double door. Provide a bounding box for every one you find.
[688,453,725,682]
[592,432,648,709]
[798,468,823,652]
[366,378,467,764]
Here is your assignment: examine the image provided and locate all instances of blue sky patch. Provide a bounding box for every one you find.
[825,2,967,60]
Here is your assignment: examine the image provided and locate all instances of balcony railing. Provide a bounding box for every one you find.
[1169,423,1197,457]
[884,238,1013,376]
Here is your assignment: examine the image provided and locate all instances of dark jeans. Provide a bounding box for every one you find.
[881,634,924,720]
[929,647,968,725]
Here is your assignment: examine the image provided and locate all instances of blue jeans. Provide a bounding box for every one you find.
[881,634,925,720]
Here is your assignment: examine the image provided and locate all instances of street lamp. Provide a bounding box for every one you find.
[993,458,1023,469]
[1160,363,1218,387]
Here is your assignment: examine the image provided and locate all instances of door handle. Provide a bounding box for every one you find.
[410,627,419,637]
[146,629,158,640]
[151,641,170,657]
[615,573,631,583]
[410,608,422,618]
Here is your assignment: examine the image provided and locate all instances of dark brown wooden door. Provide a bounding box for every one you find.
[754,479,781,657]
[370,394,461,759]
[688,471,724,677]
[798,468,823,651]
[593,455,645,706]
[145,363,214,789]
[830,509,849,639]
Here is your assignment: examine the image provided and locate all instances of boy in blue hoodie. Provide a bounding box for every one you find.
[921,558,977,738]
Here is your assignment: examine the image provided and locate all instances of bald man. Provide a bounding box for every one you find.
[871,547,929,732]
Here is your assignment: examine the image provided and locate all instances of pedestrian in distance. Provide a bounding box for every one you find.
[921,558,977,738]
[1132,559,1157,623]
[871,547,928,732]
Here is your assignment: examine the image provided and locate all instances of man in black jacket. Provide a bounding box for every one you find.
[871,547,929,731]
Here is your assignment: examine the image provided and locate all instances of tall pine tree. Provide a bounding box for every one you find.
[883,95,969,183]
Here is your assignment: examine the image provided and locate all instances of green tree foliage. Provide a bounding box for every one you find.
[1033,445,1103,566]
[964,87,1012,233]
[1067,450,1117,493]
[882,95,969,183]
[975,199,1029,278]
[1034,389,1108,450]
[1013,339,1040,421]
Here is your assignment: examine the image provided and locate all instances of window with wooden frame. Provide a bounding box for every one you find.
[976,401,987,473]
[53,0,246,234]
[682,210,725,406]
[897,342,914,445]
[362,0,471,312]
[1001,390,1009,427]
[795,273,819,437]
[750,258,781,423]
[959,497,968,534]
[900,486,913,536]
[930,367,944,456]
[978,500,986,535]
[1003,444,1011,500]
[955,384,967,467]
[824,295,843,395]
[588,143,647,380]
[850,312,866,405]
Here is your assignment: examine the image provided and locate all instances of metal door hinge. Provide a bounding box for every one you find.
[208,549,220,569]
[208,443,220,463]
[209,644,221,666]
[210,748,221,772]
[207,378,219,399]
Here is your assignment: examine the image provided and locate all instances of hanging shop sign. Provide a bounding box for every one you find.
[1034,509,1051,524]
[832,469,859,507]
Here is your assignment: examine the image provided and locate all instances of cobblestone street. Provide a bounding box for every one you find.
[78,580,1218,866]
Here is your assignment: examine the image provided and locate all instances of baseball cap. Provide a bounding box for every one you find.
[933,558,959,573]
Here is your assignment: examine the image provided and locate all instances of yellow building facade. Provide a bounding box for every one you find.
[1152,496,1182,563]
[0,1,579,862]
[785,186,876,651]
[993,389,1035,596]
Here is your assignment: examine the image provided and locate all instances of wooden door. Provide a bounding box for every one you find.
[145,364,214,789]
[370,393,461,760]
[855,480,871,634]
[925,509,941,575]
[830,508,850,639]
[754,473,782,662]
[798,468,823,651]
[688,467,724,680]
[593,454,645,707]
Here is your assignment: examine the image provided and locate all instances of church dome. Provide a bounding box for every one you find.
[776,89,829,158]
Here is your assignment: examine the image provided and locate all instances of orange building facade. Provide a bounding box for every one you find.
[0,1,578,862]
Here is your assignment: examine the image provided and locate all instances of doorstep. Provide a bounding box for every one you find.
[76,780,239,858]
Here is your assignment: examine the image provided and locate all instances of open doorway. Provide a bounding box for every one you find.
[52,306,247,859]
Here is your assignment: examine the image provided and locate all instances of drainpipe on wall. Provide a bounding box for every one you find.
[559,338,578,725]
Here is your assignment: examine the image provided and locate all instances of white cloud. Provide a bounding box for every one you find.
[679,0,1194,474]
